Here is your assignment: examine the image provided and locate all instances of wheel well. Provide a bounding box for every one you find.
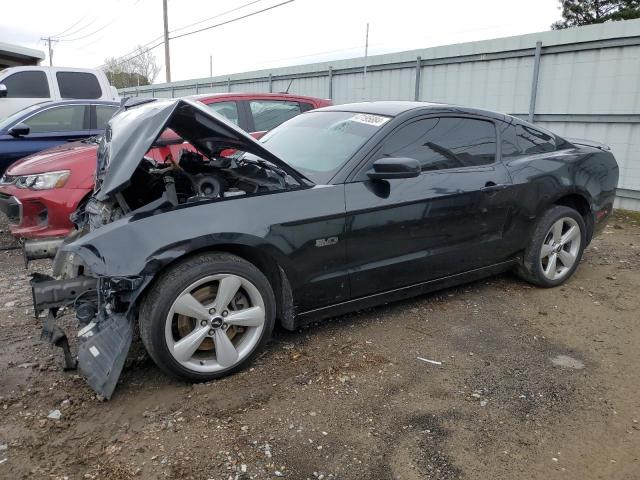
[140,244,293,329]
[554,193,594,242]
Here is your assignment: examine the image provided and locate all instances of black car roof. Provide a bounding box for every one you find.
[315,101,507,120]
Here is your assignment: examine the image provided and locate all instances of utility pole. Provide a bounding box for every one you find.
[40,36,58,66]
[362,23,369,100]
[209,55,212,77]
[163,0,171,82]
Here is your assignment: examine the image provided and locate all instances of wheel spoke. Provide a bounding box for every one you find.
[561,225,579,245]
[225,306,265,327]
[173,293,210,321]
[552,220,563,243]
[544,253,557,279]
[557,249,576,268]
[214,330,239,367]
[172,326,210,362]
[214,276,242,311]
[540,242,554,259]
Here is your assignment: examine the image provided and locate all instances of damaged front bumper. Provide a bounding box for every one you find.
[31,272,145,399]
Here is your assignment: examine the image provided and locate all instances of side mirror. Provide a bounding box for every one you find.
[8,123,30,137]
[0,84,6,98]
[367,157,420,180]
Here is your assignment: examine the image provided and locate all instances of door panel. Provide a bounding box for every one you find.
[260,184,349,311]
[345,165,513,297]
[343,115,516,299]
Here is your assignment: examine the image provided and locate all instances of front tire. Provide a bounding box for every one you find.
[139,253,276,382]
[516,205,586,288]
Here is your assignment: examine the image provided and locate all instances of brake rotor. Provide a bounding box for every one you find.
[176,282,249,351]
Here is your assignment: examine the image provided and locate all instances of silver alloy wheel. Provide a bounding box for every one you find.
[164,274,265,373]
[540,217,581,281]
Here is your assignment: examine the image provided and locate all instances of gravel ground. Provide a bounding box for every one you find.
[0,212,639,480]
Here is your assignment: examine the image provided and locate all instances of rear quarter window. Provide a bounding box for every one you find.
[502,123,556,158]
[56,72,102,99]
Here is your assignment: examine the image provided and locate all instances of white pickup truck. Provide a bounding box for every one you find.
[0,66,119,120]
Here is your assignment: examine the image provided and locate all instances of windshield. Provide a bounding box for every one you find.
[0,103,48,131]
[257,111,391,183]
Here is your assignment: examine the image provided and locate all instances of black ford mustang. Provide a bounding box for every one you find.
[31,98,619,398]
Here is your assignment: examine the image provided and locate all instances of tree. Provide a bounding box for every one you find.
[552,0,640,29]
[103,46,160,89]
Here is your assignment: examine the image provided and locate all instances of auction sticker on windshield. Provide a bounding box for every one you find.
[350,113,391,127]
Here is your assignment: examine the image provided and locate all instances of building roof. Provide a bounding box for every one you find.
[0,41,45,67]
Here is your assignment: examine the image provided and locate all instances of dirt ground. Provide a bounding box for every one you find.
[0,212,638,480]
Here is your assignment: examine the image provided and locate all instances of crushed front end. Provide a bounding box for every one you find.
[31,250,148,399]
[28,97,307,399]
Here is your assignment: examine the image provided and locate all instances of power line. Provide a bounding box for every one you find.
[58,16,124,42]
[50,13,90,38]
[102,41,166,70]
[101,0,266,67]
[56,16,101,39]
[99,34,165,66]
[169,0,295,41]
[100,0,295,70]
[170,0,266,34]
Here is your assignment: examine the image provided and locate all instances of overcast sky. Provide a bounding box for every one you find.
[1,0,561,84]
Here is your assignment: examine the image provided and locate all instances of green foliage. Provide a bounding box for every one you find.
[552,0,640,29]
[104,71,150,90]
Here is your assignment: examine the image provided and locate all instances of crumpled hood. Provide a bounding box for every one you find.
[95,98,304,201]
[7,140,98,176]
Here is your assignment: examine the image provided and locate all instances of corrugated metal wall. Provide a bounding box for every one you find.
[121,19,640,210]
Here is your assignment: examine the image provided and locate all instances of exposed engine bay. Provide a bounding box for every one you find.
[81,147,290,230]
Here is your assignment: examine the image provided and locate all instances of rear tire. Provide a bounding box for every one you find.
[139,253,276,382]
[516,205,586,288]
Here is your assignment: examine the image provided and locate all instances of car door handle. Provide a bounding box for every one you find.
[481,182,508,193]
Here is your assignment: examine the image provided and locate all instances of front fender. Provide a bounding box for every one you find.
[59,193,308,279]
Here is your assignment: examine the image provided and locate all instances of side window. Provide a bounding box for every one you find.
[249,100,302,131]
[515,124,555,154]
[376,117,496,171]
[205,101,239,125]
[56,72,102,99]
[95,105,118,129]
[2,71,50,98]
[24,105,88,133]
[499,122,520,158]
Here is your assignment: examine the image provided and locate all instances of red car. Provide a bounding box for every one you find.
[0,93,331,240]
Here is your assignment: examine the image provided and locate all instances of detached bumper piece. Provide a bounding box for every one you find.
[77,314,133,399]
[31,274,137,400]
[41,309,77,370]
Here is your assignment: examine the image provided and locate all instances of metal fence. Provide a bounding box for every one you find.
[121,19,640,210]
